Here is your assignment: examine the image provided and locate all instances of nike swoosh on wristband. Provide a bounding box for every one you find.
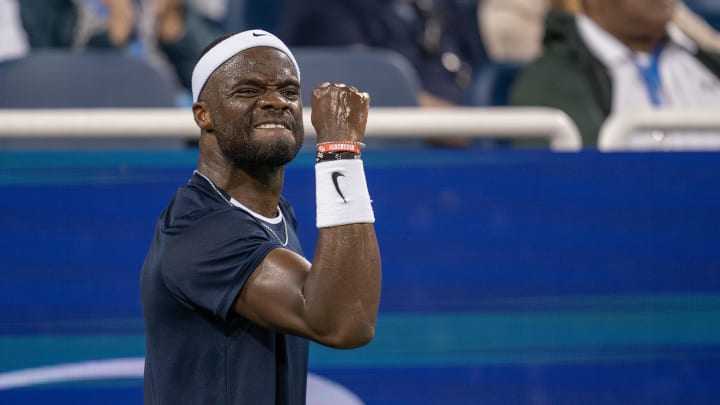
[252,32,268,37]
[331,172,347,203]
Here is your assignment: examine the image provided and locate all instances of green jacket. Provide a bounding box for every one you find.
[509,9,720,147]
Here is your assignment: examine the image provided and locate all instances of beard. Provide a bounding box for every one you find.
[216,111,304,168]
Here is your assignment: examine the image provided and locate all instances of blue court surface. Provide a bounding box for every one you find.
[1,148,719,404]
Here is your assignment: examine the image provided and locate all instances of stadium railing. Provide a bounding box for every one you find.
[598,110,720,151]
[0,107,582,151]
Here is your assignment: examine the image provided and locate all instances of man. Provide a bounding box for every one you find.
[140,30,381,404]
[280,0,486,147]
[479,0,720,63]
[510,0,720,146]
[278,0,485,107]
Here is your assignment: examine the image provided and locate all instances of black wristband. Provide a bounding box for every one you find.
[316,151,361,163]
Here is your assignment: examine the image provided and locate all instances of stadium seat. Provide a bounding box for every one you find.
[293,47,421,107]
[0,49,177,108]
[467,62,525,106]
[221,0,246,31]
[222,0,287,32]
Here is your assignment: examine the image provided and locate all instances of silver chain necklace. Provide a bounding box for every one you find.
[194,170,289,246]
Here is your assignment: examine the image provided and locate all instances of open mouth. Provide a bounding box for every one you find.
[255,123,289,129]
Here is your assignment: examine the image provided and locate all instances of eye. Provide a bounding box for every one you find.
[281,88,300,100]
[234,87,260,97]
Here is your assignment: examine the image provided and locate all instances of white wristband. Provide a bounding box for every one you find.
[315,159,375,228]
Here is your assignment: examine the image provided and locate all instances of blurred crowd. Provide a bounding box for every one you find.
[504,0,720,146]
[0,0,225,94]
[1,0,720,148]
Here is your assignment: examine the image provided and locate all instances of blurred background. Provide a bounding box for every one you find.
[2,0,720,404]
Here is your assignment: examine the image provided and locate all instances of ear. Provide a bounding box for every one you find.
[192,101,213,131]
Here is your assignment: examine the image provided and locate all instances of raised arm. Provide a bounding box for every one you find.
[233,83,381,349]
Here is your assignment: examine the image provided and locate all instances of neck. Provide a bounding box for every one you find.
[197,143,285,218]
[616,33,665,53]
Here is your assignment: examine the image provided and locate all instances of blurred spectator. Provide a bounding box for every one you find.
[278,0,486,107]
[477,0,548,62]
[480,0,720,63]
[0,0,29,62]
[14,0,222,94]
[509,0,720,146]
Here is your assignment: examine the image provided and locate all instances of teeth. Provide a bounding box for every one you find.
[257,123,286,129]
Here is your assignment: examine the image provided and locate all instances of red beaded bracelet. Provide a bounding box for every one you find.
[316,141,366,154]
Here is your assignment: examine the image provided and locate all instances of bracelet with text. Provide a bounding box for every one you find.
[317,141,366,154]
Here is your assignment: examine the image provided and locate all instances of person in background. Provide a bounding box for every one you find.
[16,0,221,94]
[278,0,486,147]
[480,0,720,63]
[508,0,720,147]
[477,0,549,63]
[279,0,486,108]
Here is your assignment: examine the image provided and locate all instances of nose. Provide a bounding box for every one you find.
[257,89,288,109]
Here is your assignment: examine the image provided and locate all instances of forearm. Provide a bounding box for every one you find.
[303,224,381,348]
[300,133,380,347]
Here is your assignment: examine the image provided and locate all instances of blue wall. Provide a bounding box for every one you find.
[1,149,720,404]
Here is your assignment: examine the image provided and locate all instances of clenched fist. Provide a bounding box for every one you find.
[311,83,370,144]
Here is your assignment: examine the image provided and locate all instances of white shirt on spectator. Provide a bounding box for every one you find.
[577,13,720,149]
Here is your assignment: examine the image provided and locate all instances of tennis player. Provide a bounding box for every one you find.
[140,29,381,405]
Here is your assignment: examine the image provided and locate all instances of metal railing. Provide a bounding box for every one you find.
[599,110,720,151]
[0,107,582,151]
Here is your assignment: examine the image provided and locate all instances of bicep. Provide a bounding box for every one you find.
[232,248,313,335]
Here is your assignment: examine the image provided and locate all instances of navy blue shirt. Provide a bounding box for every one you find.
[141,172,308,405]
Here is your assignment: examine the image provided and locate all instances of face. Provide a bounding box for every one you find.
[201,47,304,167]
[589,0,676,39]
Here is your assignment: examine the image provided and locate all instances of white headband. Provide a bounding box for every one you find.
[191,29,300,102]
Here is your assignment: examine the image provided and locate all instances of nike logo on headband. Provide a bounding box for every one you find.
[252,32,268,37]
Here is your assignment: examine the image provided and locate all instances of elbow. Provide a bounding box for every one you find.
[318,322,376,350]
[306,300,380,349]
[341,323,375,349]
